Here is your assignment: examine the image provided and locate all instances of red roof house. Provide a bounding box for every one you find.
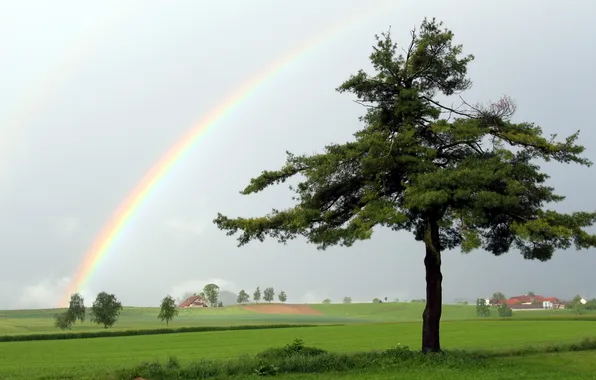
[178,295,209,308]
[499,294,563,310]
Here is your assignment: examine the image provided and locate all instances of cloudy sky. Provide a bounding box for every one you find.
[1,0,595,309]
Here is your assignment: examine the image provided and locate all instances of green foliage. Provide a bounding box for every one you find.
[237,289,250,304]
[584,299,596,310]
[278,290,287,303]
[213,18,596,258]
[263,287,275,303]
[253,287,262,303]
[476,298,490,317]
[54,293,86,330]
[373,298,381,303]
[218,301,224,307]
[203,283,220,307]
[342,297,352,304]
[322,299,332,304]
[53,312,73,330]
[256,338,328,361]
[90,292,123,329]
[498,303,513,318]
[67,293,86,324]
[0,324,317,343]
[158,295,179,326]
[492,292,506,302]
[565,295,584,309]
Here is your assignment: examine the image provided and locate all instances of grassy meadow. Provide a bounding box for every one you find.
[0,303,595,379]
[0,301,588,335]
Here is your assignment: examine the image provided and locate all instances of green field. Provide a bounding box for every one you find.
[1,303,595,379]
[1,302,590,335]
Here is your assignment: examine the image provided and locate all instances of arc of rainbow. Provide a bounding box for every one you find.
[61,1,394,306]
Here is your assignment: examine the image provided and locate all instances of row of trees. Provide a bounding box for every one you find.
[236,287,287,304]
[56,292,181,329]
[55,292,123,330]
[189,284,289,307]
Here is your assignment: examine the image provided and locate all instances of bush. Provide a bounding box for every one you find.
[256,338,328,361]
[116,339,489,379]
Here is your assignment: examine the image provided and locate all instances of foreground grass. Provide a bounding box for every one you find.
[243,350,596,380]
[1,320,595,379]
[41,339,596,379]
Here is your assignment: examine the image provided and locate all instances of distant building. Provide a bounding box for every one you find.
[490,294,564,310]
[178,295,209,308]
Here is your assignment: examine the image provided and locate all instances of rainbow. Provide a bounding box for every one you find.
[61,3,393,306]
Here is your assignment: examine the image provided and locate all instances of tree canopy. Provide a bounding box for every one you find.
[90,292,123,329]
[158,294,179,326]
[213,18,596,352]
[203,283,220,307]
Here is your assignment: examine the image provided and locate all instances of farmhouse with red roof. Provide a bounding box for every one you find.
[178,294,209,308]
[490,294,564,310]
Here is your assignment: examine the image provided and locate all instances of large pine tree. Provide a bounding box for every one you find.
[214,18,596,353]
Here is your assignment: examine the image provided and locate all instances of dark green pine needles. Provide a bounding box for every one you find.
[213,18,596,353]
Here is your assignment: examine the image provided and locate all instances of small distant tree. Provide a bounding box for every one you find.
[54,312,73,330]
[373,298,381,303]
[278,290,287,303]
[237,289,250,304]
[158,294,179,326]
[394,298,400,303]
[476,298,490,317]
[263,287,275,303]
[203,283,220,307]
[253,287,262,303]
[498,302,513,318]
[322,299,332,304]
[527,291,535,297]
[67,293,86,324]
[218,301,224,307]
[90,292,123,329]
[343,296,352,304]
[492,292,506,303]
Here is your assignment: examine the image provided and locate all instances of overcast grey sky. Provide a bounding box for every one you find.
[1,0,595,309]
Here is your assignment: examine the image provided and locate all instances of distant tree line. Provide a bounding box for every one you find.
[321,296,403,304]
[236,286,287,304]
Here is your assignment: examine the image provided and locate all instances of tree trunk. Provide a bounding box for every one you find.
[422,218,443,353]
